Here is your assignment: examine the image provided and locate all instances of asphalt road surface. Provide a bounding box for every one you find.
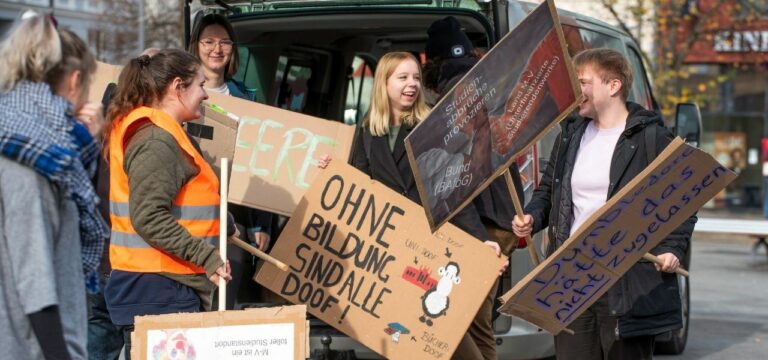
[657,234,768,360]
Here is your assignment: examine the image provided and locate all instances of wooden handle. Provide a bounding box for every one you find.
[642,253,689,277]
[230,236,290,272]
[504,171,540,266]
[219,158,228,311]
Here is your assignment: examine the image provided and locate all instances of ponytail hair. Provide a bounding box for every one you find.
[45,29,97,106]
[0,11,61,93]
[104,49,201,155]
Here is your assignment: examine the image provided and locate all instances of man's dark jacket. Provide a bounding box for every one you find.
[524,102,696,338]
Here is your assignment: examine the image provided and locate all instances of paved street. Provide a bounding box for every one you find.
[658,233,768,359]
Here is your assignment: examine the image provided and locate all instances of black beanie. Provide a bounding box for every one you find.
[425,16,473,61]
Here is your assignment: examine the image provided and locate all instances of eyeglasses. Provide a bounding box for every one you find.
[199,38,234,51]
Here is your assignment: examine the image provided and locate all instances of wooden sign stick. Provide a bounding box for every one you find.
[503,170,541,266]
[219,158,229,311]
[229,236,290,272]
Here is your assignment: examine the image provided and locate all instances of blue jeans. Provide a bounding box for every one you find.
[87,274,124,360]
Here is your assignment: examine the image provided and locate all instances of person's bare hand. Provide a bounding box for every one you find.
[484,240,508,275]
[253,231,271,251]
[512,214,533,238]
[208,260,232,284]
[75,101,105,137]
[654,253,680,273]
[317,154,332,169]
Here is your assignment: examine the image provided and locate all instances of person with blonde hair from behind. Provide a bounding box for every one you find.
[0,10,105,360]
[319,51,505,360]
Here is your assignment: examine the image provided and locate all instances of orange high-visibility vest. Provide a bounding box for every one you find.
[109,107,220,274]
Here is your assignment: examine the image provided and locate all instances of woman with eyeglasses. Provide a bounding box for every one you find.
[188,13,251,100]
[188,13,275,311]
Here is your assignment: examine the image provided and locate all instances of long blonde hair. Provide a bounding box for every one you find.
[365,52,430,136]
[0,11,61,93]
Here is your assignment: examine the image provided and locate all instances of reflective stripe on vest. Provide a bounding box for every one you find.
[108,107,221,274]
[110,201,219,221]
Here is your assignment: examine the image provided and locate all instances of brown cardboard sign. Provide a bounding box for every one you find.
[255,162,507,359]
[87,61,122,103]
[405,0,581,231]
[188,104,239,178]
[204,92,356,216]
[498,138,736,334]
[131,305,308,360]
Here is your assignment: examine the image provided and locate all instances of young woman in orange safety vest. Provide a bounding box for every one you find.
[102,49,232,359]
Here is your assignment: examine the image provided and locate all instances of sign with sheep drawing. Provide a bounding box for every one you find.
[256,162,507,360]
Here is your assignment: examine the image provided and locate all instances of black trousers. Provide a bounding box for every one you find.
[554,297,654,360]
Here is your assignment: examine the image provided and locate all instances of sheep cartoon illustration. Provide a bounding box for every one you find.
[419,261,460,326]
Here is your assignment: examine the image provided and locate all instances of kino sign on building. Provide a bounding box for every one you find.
[713,31,768,52]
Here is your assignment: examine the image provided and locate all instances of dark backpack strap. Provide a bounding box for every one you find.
[645,124,657,165]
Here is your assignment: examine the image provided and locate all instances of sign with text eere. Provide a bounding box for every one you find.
[205,92,356,216]
[405,0,580,231]
[498,138,736,334]
[256,162,507,360]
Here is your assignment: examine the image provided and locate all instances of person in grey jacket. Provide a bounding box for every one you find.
[513,48,695,359]
[0,12,102,360]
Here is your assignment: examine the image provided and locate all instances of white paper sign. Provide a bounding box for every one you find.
[145,323,295,359]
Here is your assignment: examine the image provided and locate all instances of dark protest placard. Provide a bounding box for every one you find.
[405,0,580,231]
[498,138,736,334]
[255,162,506,359]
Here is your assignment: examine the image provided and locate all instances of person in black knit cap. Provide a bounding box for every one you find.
[424,16,526,360]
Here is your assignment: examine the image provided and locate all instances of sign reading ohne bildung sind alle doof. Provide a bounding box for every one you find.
[405,0,581,231]
[498,138,736,334]
[256,162,507,360]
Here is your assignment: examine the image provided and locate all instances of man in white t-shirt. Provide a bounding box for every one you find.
[512,48,695,359]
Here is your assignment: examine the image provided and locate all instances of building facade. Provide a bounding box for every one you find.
[0,0,142,63]
[675,0,768,211]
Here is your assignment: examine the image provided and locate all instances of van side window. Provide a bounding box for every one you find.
[625,47,654,110]
[344,56,374,125]
[234,46,268,103]
[578,28,623,51]
[270,56,313,112]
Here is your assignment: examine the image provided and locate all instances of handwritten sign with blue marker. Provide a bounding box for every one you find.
[498,138,736,334]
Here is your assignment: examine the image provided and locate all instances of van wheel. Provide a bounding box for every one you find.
[655,248,691,355]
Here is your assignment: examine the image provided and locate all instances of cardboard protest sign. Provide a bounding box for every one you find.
[498,138,736,335]
[255,162,507,359]
[87,61,122,103]
[187,104,239,178]
[131,305,308,360]
[203,92,355,216]
[405,0,580,231]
